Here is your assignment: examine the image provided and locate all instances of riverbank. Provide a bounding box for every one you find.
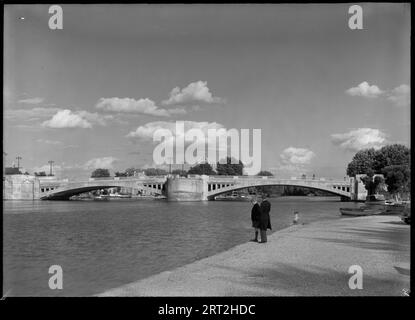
[99,215,410,296]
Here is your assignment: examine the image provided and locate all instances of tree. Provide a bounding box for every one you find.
[115,171,127,177]
[91,168,110,178]
[216,157,244,176]
[282,186,310,196]
[382,165,411,199]
[346,144,410,176]
[256,170,273,176]
[188,162,216,175]
[346,148,377,177]
[144,168,168,176]
[172,169,187,177]
[373,144,410,172]
[125,167,138,176]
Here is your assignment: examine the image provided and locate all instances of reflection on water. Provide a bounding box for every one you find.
[3,197,358,296]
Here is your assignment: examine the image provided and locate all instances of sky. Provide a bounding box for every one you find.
[3,4,411,179]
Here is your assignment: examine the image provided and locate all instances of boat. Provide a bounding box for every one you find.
[364,194,386,205]
[383,204,406,215]
[109,193,132,199]
[339,206,384,216]
[93,195,110,201]
[365,194,407,215]
[214,191,251,201]
[400,202,411,224]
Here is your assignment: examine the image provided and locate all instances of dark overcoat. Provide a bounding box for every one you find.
[259,200,272,230]
[251,203,261,228]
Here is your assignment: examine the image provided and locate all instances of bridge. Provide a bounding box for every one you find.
[205,176,352,199]
[37,175,357,201]
[39,176,166,200]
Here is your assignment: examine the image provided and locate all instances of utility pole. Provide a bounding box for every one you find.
[48,160,54,176]
[16,156,22,172]
[3,152,7,178]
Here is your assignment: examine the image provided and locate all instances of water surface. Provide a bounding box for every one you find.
[3,196,359,296]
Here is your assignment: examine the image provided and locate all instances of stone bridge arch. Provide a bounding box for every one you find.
[40,178,166,200]
[205,177,352,200]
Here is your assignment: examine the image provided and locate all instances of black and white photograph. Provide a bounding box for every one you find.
[2,2,411,302]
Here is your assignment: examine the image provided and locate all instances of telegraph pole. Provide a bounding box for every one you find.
[16,156,22,171]
[3,152,7,177]
[48,160,55,176]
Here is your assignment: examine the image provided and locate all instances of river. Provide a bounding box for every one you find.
[3,196,360,296]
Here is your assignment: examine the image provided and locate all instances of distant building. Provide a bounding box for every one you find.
[5,167,22,175]
[134,170,146,177]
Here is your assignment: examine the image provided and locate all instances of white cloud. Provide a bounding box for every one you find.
[126,121,225,140]
[77,110,114,126]
[126,121,230,163]
[166,107,187,115]
[273,147,316,176]
[83,157,118,170]
[96,97,177,117]
[346,81,383,98]
[387,84,410,107]
[331,128,387,151]
[127,121,173,139]
[162,81,223,106]
[5,107,60,120]
[42,109,92,129]
[18,97,45,104]
[346,82,410,107]
[41,109,113,129]
[280,147,315,165]
[36,139,63,145]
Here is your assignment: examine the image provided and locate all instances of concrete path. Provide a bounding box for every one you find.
[99,215,410,296]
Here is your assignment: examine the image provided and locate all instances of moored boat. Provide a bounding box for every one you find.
[382,202,406,215]
[340,206,384,216]
[214,191,251,201]
[364,194,386,206]
[109,193,132,199]
[93,195,110,201]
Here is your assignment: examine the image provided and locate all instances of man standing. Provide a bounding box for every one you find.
[250,197,261,242]
[259,194,272,243]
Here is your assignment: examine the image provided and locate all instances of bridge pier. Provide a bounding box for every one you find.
[3,175,41,200]
[166,175,208,201]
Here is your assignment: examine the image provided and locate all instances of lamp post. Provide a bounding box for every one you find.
[48,160,54,176]
[16,156,22,172]
[168,157,172,174]
[3,152,7,178]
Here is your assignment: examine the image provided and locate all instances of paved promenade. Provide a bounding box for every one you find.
[99,215,410,296]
